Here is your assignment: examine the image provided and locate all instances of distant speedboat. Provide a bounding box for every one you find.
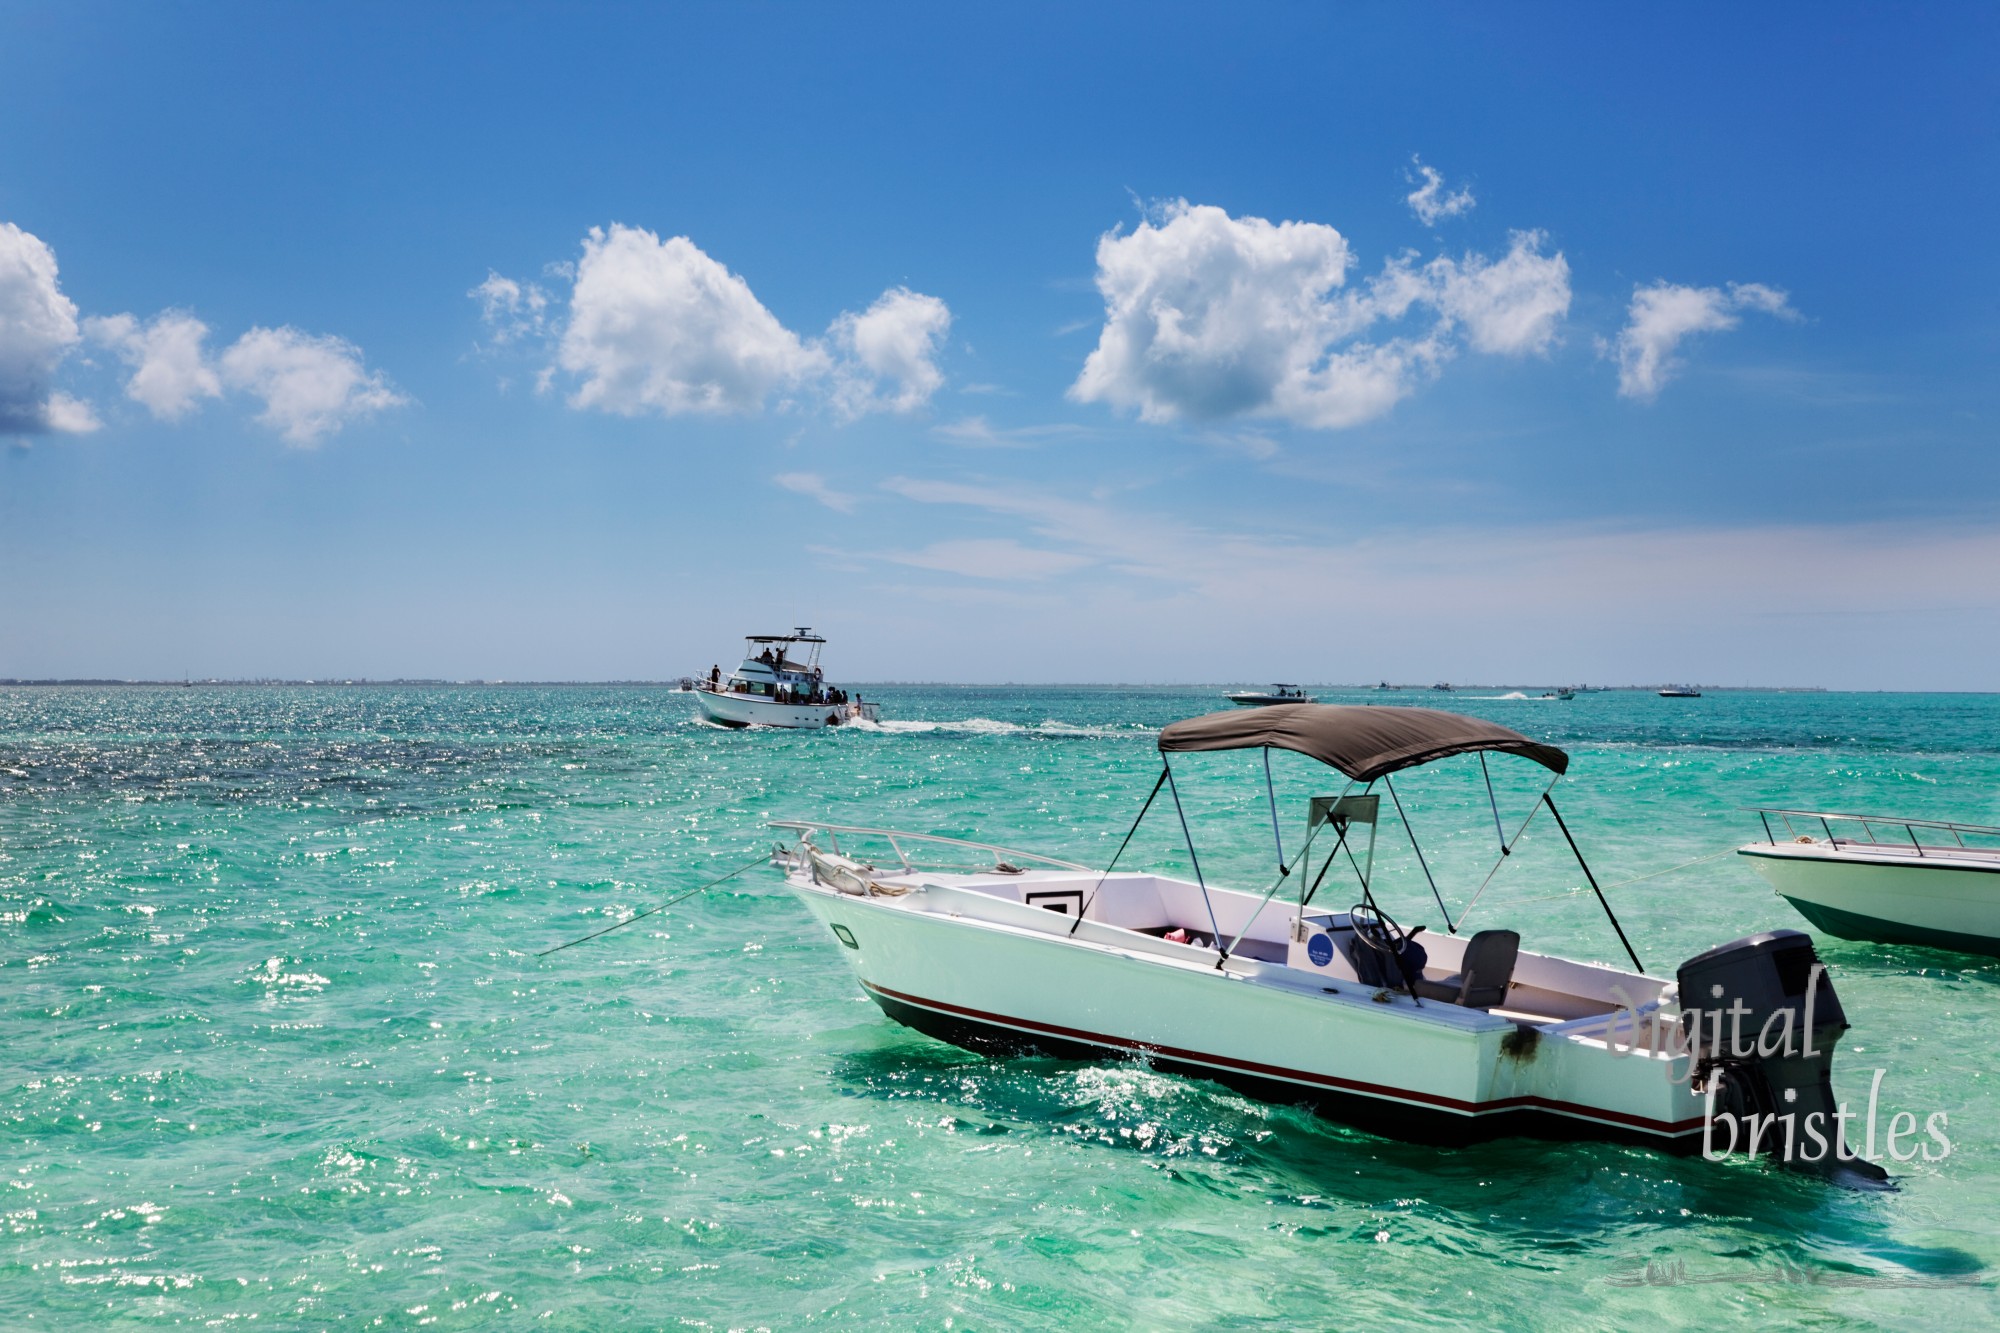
[1225,684,1315,707]
[1658,686,1702,698]
[692,629,880,729]
[1430,682,1454,693]
[1740,808,2000,956]
[1538,690,1575,701]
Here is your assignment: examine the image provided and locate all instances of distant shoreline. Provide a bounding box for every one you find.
[0,679,1843,692]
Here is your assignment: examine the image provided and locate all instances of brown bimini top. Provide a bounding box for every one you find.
[1157,704,1569,781]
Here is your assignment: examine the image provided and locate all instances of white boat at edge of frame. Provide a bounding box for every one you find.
[691,628,880,730]
[1740,807,2000,958]
[770,704,1886,1184]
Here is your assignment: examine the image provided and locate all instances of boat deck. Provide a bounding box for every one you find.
[802,853,1660,1030]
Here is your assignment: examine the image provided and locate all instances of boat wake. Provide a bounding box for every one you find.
[846,717,1151,739]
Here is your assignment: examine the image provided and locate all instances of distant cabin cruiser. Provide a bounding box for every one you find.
[692,629,880,729]
[771,705,1883,1183]
[1224,684,1315,707]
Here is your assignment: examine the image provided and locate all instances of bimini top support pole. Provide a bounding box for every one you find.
[1162,755,1227,963]
[1452,773,1560,933]
[1262,747,1288,876]
[1383,773,1452,931]
[1543,792,1645,974]
[1071,767,1168,936]
[1479,753,1508,857]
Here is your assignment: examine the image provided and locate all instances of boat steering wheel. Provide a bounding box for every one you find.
[1349,900,1427,1000]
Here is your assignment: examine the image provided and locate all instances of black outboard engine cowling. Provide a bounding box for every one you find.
[1676,929,1888,1184]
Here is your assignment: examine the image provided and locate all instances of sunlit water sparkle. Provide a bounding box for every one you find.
[3,685,1997,1327]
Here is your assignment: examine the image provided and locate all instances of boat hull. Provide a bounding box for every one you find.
[1742,844,2000,956]
[693,688,876,730]
[787,878,1704,1151]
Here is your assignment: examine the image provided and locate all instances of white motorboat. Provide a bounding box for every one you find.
[1659,686,1703,698]
[771,705,1882,1180]
[1740,808,2000,957]
[691,629,880,729]
[1223,683,1315,706]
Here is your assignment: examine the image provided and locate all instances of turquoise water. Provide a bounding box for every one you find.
[4,684,1998,1328]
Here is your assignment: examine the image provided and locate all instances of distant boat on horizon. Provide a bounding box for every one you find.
[1658,686,1702,698]
[1224,684,1315,707]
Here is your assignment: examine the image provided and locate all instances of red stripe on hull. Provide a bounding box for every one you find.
[862,980,1701,1139]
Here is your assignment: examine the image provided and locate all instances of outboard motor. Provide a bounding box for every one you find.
[1676,929,1889,1185]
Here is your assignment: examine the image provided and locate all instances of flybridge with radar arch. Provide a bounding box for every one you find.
[688,627,880,730]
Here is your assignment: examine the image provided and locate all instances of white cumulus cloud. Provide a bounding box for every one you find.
[43,393,100,434]
[1429,231,1572,356]
[219,326,407,447]
[1406,157,1475,226]
[0,222,90,434]
[556,224,830,417]
[829,286,951,419]
[86,310,223,420]
[1613,280,1800,400]
[3,219,399,444]
[1070,201,1569,432]
[524,225,952,422]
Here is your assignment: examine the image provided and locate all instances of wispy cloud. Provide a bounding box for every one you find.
[882,537,1093,581]
[1406,156,1475,226]
[468,271,550,347]
[933,415,1095,448]
[774,471,858,513]
[876,474,2000,626]
[1611,280,1801,400]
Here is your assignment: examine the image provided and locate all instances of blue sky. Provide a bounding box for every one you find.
[2,3,1996,686]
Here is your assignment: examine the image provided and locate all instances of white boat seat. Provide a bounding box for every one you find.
[1413,929,1520,1009]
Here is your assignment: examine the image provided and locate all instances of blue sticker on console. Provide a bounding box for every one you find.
[1306,933,1334,967]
